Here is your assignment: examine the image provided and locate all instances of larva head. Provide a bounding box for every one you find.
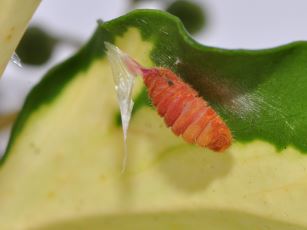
[120,52,180,85]
[121,54,143,76]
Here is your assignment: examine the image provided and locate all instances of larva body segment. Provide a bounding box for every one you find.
[141,67,232,152]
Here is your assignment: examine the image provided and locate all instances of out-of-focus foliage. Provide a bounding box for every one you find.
[130,0,206,34]
[0,113,17,130]
[16,26,57,65]
[0,0,41,76]
[166,0,205,34]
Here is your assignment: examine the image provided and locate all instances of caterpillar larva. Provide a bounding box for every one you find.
[140,67,232,152]
[105,42,232,152]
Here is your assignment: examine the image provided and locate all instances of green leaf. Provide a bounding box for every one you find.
[1,10,307,229]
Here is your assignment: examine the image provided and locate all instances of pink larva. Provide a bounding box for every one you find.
[141,67,232,152]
